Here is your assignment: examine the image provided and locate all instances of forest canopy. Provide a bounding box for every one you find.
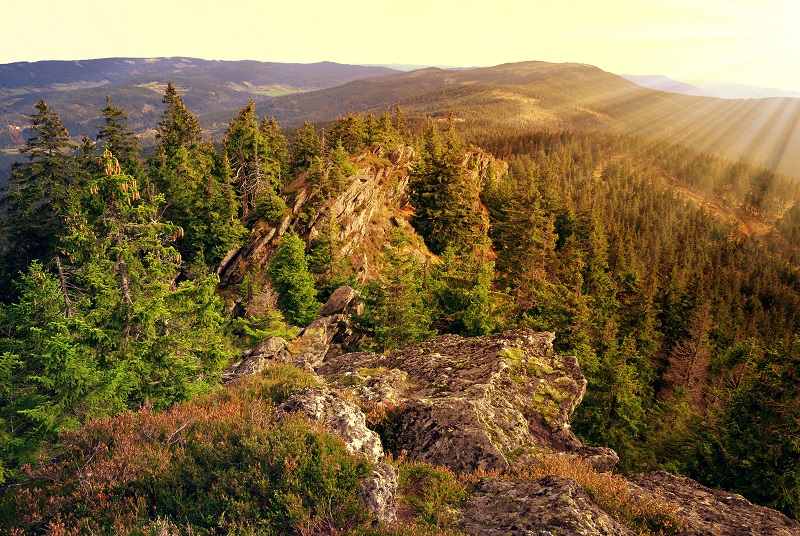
[2,86,800,525]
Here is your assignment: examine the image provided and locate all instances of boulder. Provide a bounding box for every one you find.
[461,476,635,536]
[278,386,384,464]
[317,285,361,316]
[573,446,620,474]
[284,286,364,369]
[222,336,288,384]
[288,316,344,369]
[627,471,800,536]
[318,329,613,474]
[357,462,399,525]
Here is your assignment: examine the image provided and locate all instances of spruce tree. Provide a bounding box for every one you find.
[64,149,232,406]
[260,116,290,187]
[150,85,246,266]
[96,95,143,178]
[0,100,82,301]
[408,123,484,254]
[690,338,800,518]
[359,227,435,350]
[329,112,368,153]
[367,111,401,148]
[224,101,287,220]
[155,82,201,150]
[268,232,321,326]
[0,262,126,476]
[430,246,500,336]
[290,122,321,175]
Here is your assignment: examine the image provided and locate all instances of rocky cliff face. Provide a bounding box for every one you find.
[217,144,417,290]
[225,289,800,535]
[216,143,506,310]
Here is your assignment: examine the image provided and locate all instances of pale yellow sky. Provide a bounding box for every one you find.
[4,0,800,91]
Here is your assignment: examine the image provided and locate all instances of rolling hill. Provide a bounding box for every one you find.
[231,60,800,180]
[4,58,800,182]
[0,57,396,147]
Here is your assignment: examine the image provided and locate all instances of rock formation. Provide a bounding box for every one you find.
[278,386,384,464]
[217,144,417,289]
[228,292,800,535]
[462,476,635,536]
[628,471,800,536]
[277,385,398,524]
[319,329,617,474]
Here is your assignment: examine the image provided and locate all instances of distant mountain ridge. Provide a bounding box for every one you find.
[622,73,800,100]
[620,74,717,97]
[0,57,398,95]
[689,80,800,100]
[227,60,800,179]
[4,57,800,182]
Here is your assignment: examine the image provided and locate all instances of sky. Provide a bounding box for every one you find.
[3,0,800,92]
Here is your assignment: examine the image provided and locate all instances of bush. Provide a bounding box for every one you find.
[512,454,683,535]
[397,461,470,529]
[1,374,371,535]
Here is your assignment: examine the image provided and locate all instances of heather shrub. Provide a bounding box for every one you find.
[512,453,684,535]
[1,374,372,535]
[396,461,470,529]
[254,363,320,405]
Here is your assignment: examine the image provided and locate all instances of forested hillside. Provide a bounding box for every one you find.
[235,61,800,179]
[2,66,800,533]
[0,58,396,156]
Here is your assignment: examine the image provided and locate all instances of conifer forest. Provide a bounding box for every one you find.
[3,59,800,535]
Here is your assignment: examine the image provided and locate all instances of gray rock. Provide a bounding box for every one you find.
[627,471,800,535]
[318,285,361,316]
[461,476,635,536]
[278,386,384,463]
[290,314,350,368]
[357,462,398,525]
[354,368,408,406]
[319,329,611,474]
[223,336,288,383]
[573,446,620,473]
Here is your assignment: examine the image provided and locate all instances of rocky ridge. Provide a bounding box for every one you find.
[216,142,505,311]
[217,144,416,289]
[224,288,800,534]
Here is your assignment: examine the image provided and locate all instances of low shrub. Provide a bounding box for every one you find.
[512,454,684,535]
[1,375,371,535]
[396,461,470,529]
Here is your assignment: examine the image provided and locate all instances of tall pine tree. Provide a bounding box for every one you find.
[149,84,246,266]
[0,100,83,301]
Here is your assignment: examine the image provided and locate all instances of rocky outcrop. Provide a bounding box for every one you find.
[278,386,384,464]
[228,319,800,534]
[627,471,800,535]
[218,215,292,287]
[357,462,399,525]
[222,336,288,383]
[462,476,635,536]
[218,145,416,289]
[285,285,363,368]
[319,329,613,474]
[224,285,363,381]
[277,385,397,524]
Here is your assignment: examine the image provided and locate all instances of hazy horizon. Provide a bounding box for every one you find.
[3,0,799,92]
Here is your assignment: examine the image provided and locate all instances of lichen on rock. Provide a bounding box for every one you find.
[319,328,612,474]
[461,476,635,536]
